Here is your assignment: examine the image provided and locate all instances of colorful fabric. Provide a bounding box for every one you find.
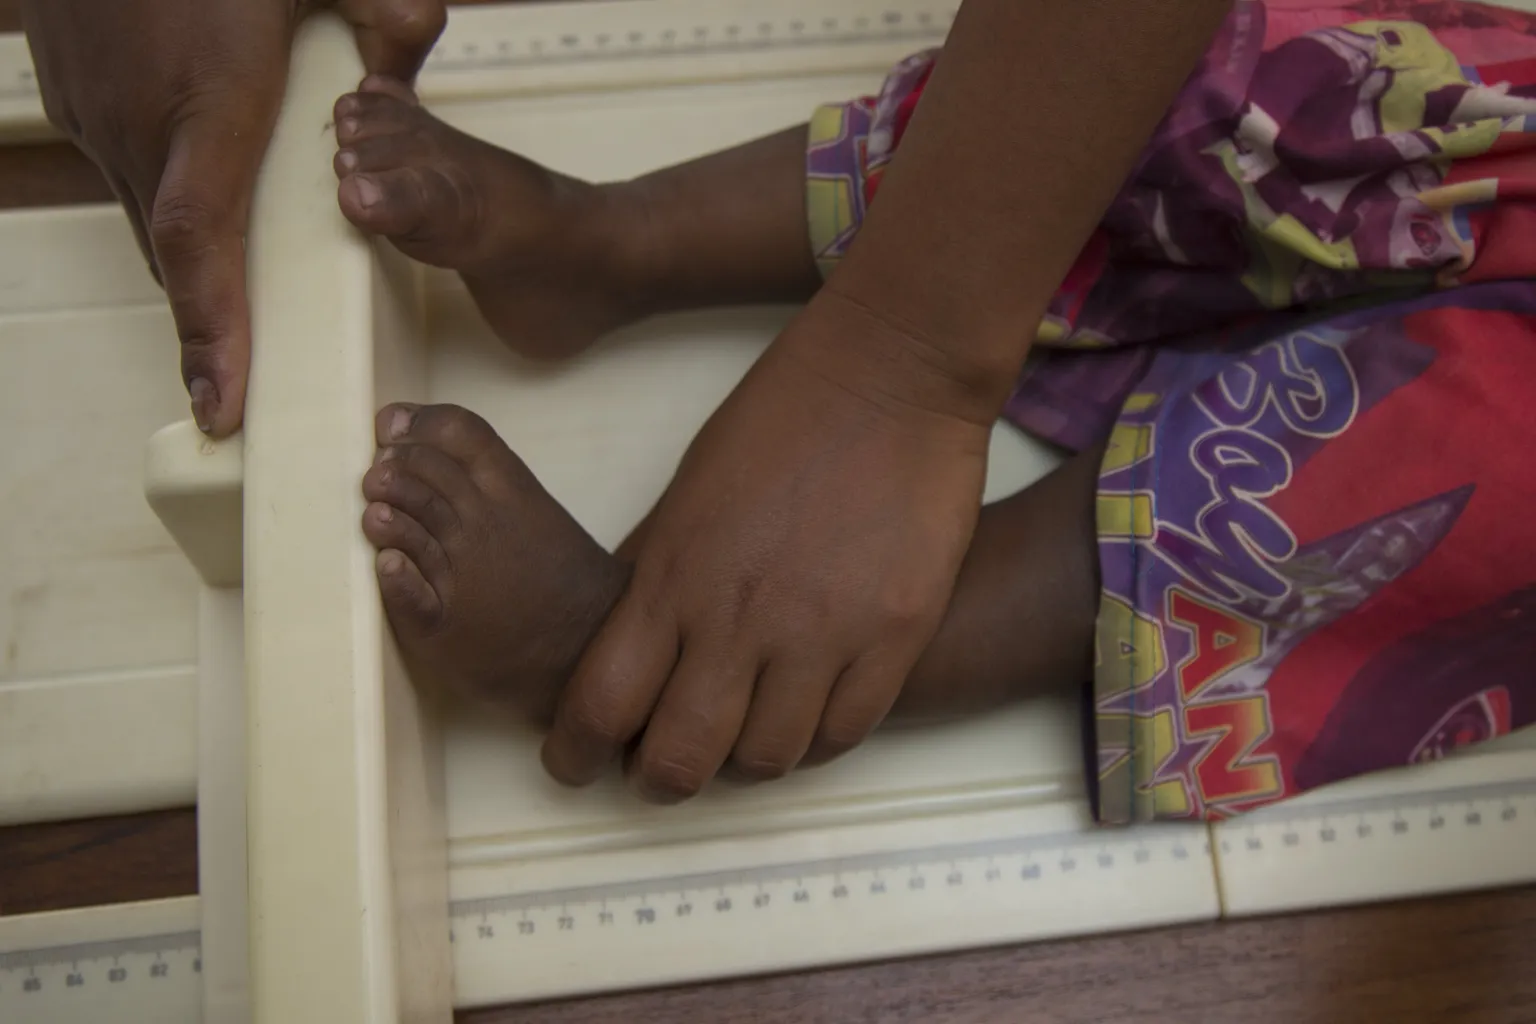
[807,0,1536,824]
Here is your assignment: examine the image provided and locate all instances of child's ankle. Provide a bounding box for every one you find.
[571,179,674,324]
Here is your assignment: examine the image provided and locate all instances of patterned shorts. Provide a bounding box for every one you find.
[806,0,1536,823]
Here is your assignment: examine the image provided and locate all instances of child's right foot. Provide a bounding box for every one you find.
[333,76,655,360]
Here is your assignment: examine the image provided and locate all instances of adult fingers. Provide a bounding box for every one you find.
[338,0,447,81]
[151,114,266,437]
[800,656,905,769]
[627,646,758,804]
[541,588,679,787]
[728,653,840,783]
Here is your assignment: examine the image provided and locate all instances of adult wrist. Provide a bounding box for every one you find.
[813,271,1031,427]
[791,282,1027,430]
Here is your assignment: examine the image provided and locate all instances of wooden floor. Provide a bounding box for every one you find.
[2,2,1535,1022]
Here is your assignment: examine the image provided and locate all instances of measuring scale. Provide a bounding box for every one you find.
[2,1,1536,1020]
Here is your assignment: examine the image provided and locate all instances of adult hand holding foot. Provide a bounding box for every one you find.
[19,0,446,436]
[539,0,1234,801]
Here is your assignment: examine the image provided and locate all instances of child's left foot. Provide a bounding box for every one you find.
[361,403,1099,761]
[333,77,653,360]
[361,403,629,722]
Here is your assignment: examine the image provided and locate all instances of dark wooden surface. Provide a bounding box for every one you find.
[2,2,1535,1022]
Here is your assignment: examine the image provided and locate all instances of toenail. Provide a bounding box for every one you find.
[375,446,396,464]
[353,174,382,208]
[378,550,405,575]
[337,149,358,171]
[388,407,413,439]
[336,95,359,116]
[375,503,394,523]
[339,116,360,137]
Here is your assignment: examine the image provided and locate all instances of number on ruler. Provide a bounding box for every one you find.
[635,907,656,925]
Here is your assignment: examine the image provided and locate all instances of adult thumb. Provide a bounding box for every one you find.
[152,113,268,437]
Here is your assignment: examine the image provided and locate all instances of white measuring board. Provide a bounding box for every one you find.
[3,0,1536,1020]
[0,0,960,141]
[7,771,1536,1019]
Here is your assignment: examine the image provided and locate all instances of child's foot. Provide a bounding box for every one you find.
[333,77,654,360]
[361,402,630,722]
[361,401,1099,745]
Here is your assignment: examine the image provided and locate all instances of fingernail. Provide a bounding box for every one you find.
[388,407,413,439]
[337,149,359,172]
[353,174,382,208]
[189,377,217,434]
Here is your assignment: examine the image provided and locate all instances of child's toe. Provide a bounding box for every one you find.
[334,91,415,144]
[337,166,470,247]
[362,457,460,539]
[375,549,445,632]
[335,133,432,179]
[395,403,504,467]
[358,74,421,105]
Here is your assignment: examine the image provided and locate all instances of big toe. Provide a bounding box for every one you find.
[376,402,512,471]
[358,74,421,105]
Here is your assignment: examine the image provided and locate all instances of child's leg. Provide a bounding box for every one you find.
[332,77,821,360]
[360,402,1098,735]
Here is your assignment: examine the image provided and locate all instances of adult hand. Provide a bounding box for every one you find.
[21,0,445,436]
[542,290,996,800]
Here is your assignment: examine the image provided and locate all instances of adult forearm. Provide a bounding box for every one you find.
[826,0,1232,419]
